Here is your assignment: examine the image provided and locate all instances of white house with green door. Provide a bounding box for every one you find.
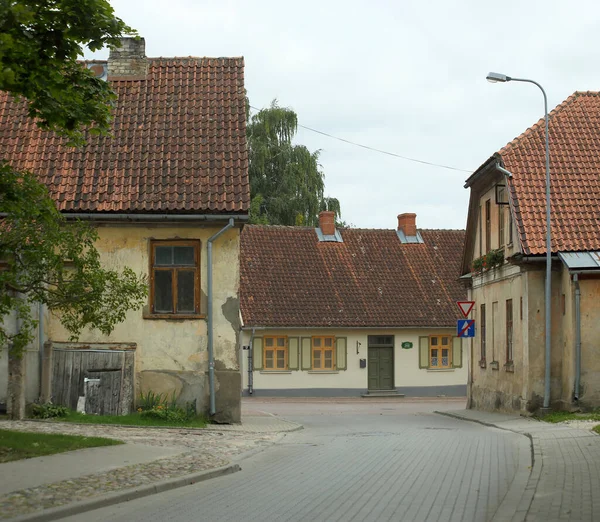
[239,212,468,397]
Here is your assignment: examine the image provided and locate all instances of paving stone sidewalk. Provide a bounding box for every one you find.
[0,414,301,520]
[439,409,600,522]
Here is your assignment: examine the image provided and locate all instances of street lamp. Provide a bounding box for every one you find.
[486,72,552,411]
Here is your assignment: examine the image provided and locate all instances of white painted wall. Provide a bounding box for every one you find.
[241,327,467,395]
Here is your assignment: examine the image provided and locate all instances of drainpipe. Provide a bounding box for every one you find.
[38,302,44,398]
[573,273,581,402]
[248,327,255,395]
[207,218,235,416]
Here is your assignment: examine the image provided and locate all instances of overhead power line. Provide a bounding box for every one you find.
[249,105,471,173]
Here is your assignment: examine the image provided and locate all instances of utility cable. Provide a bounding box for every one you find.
[249,105,471,173]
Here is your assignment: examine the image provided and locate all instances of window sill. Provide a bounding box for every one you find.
[427,368,455,372]
[479,359,487,369]
[490,361,500,371]
[143,312,205,320]
[260,370,292,374]
[504,362,514,373]
[307,370,339,374]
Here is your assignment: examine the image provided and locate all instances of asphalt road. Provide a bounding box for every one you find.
[62,399,530,522]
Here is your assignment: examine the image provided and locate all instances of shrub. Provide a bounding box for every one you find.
[31,402,69,419]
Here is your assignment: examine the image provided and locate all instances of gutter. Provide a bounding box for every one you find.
[55,213,248,223]
[0,212,248,223]
[207,218,235,416]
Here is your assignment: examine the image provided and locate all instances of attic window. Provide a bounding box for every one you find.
[315,228,343,243]
[496,185,509,205]
[396,230,424,244]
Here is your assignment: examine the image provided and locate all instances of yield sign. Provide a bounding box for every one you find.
[457,301,475,318]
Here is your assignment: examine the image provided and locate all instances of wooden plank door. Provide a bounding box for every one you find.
[368,347,394,390]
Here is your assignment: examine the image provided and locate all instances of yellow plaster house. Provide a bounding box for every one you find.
[0,38,249,422]
[462,92,600,413]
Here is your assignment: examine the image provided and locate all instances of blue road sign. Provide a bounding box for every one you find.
[457,319,475,338]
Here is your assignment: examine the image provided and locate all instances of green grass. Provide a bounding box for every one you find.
[539,411,600,423]
[0,429,122,463]
[593,425,600,435]
[56,411,208,428]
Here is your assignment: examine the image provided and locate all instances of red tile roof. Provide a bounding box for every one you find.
[0,58,249,214]
[498,91,600,254]
[240,226,466,328]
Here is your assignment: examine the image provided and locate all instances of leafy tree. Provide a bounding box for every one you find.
[247,100,342,226]
[0,1,146,367]
[0,0,135,143]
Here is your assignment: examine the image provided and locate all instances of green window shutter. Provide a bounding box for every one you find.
[452,337,462,368]
[288,337,299,370]
[419,336,430,369]
[301,337,312,370]
[252,337,263,370]
[336,337,347,370]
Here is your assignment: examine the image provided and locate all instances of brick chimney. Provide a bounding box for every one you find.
[108,37,148,79]
[319,211,336,236]
[397,213,417,237]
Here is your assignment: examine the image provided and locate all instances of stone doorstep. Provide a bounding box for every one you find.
[361,391,406,398]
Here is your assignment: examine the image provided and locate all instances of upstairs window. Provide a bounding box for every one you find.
[150,240,200,316]
[485,199,491,253]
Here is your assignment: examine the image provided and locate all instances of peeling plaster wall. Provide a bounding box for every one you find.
[579,278,600,408]
[469,266,564,413]
[45,224,242,415]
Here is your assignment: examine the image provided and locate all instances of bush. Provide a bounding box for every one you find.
[30,402,69,419]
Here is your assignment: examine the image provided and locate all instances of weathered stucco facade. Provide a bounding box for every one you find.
[241,327,467,397]
[463,89,600,413]
[0,38,250,420]
[44,223,243,421]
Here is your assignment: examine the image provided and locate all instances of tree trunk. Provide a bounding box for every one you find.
[7,350,26,420]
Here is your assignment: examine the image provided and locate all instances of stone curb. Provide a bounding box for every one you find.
[435,411,537,522]
[15,417,304,434]
[7,463,240,522]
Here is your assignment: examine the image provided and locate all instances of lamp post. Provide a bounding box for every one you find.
[486,72,552,410]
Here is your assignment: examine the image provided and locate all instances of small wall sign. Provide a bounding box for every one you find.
[401,342,413,349]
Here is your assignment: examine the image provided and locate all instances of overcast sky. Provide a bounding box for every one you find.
[88,0,600,230]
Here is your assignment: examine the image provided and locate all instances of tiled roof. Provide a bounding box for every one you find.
[499,91,600,254]
[240,226,466,328]
[0,58,249,214]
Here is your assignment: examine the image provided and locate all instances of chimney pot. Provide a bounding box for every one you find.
[108,37,148,78]
[319,211,336,236]
[397,213,417,237]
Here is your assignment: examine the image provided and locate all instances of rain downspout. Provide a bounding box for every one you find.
[207,218,235,416]
[38,302,44,398]
[248,327,255,395]
[574,273,581,401]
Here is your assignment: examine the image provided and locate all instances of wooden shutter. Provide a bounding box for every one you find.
[336,337,347,370]
[419,336,429,369]
[252,337,263,371]
[452,337,462,368]
[301,337,312,370]
[288,337,299,370]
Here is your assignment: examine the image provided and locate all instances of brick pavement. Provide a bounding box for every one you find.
[59,408,529,522]
[439,409,600,522]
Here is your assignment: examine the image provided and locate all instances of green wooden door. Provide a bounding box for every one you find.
[368,347,394,390]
